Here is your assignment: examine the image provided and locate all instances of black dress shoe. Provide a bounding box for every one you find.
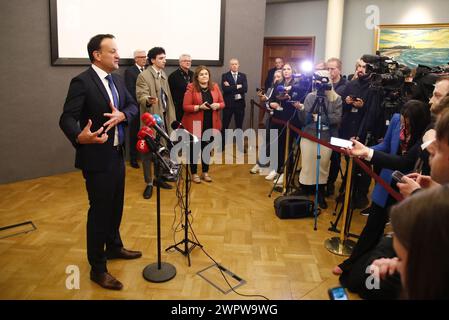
[90,271,123,290]
[154,179,173,189]
[106,247,142,260]
[130,160,139,169]
[143,185,153,199]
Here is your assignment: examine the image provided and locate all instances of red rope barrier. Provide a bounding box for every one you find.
[251,100,404,202]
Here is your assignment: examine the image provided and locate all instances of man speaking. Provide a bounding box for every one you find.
[59,34,140,290]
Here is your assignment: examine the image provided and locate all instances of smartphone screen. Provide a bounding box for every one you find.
[328,287,348,300]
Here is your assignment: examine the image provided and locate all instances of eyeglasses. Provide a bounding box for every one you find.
[136,56,147,59]
[181,60,192,63]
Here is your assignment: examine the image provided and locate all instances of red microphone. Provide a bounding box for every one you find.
[141,112,172,144]
[141,112,157,128]
[136,139,150,153]
[137,126,156,140]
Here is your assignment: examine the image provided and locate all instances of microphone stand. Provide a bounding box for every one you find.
[142,145,177,283]
[165,143,202,267]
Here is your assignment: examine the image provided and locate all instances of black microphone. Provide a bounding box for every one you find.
[141,112,173,147]
[170,121,199,143]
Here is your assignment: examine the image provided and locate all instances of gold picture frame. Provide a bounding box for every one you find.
[374,23,449,68]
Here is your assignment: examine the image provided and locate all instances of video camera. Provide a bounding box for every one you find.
[361,54,406,89]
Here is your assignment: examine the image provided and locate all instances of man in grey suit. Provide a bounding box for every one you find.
[136,47,176,199]
[124,49,147,168]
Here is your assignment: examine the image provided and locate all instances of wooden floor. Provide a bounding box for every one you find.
[0,156,368,300]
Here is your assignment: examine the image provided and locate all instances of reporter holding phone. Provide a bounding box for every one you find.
[182,65,225,183]
[334,100,430,280]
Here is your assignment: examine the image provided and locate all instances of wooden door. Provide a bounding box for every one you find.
[261,37,315,86]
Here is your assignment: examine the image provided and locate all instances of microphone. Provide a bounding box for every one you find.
[170,121,199,143]
[137,126,155,140]
[153,114,164,127]
[277,85,286,93]
[141,112,173,146]
[138,126,174,174]
[136,139,150,153]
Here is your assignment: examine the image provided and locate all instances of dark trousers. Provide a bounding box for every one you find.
[190,140,212,174]
[339,236,401,300]
[271,121,297,174]
[328,151,341,184]
[83,148,125,273]
[339,200,393,272]
[127,110,140,162]
[222,106,245,131]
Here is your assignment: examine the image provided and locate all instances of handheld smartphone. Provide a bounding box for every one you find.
[204,102,212,109]
[330,137,353,149]
[392,170,405,183]
[328,286,349,300]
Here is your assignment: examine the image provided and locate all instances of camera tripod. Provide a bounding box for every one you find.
[310,90,329,231]
[165,163,202,267]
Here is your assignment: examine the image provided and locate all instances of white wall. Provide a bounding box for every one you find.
[265,0,328,63]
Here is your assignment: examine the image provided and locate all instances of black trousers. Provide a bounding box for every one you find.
[127,110,140,162]
[222,106,245,131]
[190,140,213,174]
[83,148,125,273]
[328,151,341,184]
[339,200,394,272]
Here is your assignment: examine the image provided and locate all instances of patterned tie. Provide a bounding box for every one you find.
[105,74,124,145]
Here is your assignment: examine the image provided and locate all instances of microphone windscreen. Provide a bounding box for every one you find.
[277,85,285,92]
[153,114,163,126]
[171,121,183,130]
[141,112,156,127]
[136,139,150,153]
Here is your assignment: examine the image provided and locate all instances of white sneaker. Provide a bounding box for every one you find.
[274,173,284,185]
[250,164,261,174]
[265,170,277,180]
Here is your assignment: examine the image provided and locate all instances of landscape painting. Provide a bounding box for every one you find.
[375,24,449,68]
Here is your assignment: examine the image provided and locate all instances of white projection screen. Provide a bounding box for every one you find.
[50,0,225,66]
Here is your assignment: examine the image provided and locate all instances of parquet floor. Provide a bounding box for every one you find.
[0,153,368,300]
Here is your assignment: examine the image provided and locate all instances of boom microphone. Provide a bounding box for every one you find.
[141,112,173,146]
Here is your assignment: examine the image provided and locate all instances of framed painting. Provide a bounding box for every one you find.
[375,23,449,68]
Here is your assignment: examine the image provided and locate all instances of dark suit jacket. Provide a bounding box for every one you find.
[59,67,138,172]
[124,64,141,102]
[168,68,194,121]
[221,71,248,109]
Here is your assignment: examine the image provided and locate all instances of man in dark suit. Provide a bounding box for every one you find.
[124,49,147,168]
[221,58,248,148]
[168,54,194,122]
[59,34,140,291]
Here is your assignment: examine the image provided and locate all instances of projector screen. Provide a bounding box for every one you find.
[50,0,225,66]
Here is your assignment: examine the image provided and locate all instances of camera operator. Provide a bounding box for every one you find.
[297,70,342,209]
[267,63,305,184]
[339,58,371,209]
[326,58,348,195]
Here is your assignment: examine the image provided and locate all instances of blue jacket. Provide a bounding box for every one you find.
[371,114,401,207]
